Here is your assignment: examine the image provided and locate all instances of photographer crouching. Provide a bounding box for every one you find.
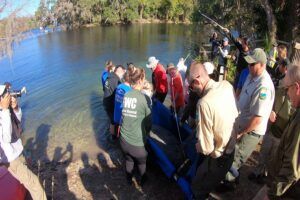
[0,84,47,200]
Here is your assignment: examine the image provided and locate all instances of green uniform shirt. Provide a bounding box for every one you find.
[268,108,300,198]
[120,89,152,147]
[270,84,293,138]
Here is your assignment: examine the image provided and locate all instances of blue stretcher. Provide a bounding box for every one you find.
[147,101,204,200]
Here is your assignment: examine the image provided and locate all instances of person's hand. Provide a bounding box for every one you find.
[195,142,201,153]
[223,28,230,33]
[10,96,19,111]
[0,93,11,110]
[269,111,276,123]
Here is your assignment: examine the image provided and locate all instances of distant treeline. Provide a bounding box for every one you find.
[36,0,197,29]
[35,0,299,43]
[0,0,298,58]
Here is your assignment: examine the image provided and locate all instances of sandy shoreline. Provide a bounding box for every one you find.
[23,97,263,199]
[24,136,262,200]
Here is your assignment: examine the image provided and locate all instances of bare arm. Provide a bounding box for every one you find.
[238,115,262,138]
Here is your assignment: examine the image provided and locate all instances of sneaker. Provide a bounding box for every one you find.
[248,172,258,181]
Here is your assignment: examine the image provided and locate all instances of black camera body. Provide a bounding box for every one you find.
[2,87,27,98]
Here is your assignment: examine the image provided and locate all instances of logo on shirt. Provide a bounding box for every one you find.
[123,97,137,109]
[259,87,268,100]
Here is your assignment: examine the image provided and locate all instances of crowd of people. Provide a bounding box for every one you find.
[0,27,299,200]
[100,28,299,200]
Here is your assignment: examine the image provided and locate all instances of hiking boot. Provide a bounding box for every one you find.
[126,172,133,185]
[248,172,266,184]
[256,175,266,184]
[248,172,258,181]
[138,174,148,187]
[215,180,237,193]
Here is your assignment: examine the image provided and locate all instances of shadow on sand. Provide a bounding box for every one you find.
[23,123,76,199]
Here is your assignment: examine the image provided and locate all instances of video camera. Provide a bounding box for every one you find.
[1,82,27,98]
[215,41,222,47]
[8,87,27,98]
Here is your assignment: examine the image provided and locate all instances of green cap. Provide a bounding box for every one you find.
[244,48,267,64]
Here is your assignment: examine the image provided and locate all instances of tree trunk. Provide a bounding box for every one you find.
[139,4,144,20]
[260,0,277,45]
[286,0,300,42]
[236,0,243,36]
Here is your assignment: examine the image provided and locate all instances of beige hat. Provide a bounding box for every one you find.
[244,48,267,64]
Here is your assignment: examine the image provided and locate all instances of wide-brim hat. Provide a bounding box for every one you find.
[203,62,215,75]
[0,85,6,96]
[167,63,176,69]
[146,56,159,68]
[244,48,267,64]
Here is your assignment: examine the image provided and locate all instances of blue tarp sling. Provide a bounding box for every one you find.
[149,100,200,199]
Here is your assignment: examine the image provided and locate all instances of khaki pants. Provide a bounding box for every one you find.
[8,155,47,200]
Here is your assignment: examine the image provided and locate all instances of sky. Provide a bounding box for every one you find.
[0,0,40,19]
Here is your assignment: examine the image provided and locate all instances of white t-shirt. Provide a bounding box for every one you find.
[0,108,23,163]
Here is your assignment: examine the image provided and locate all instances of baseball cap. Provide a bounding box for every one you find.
[0,85,6,96]
[244,48,267,64]
[223,37,229,42]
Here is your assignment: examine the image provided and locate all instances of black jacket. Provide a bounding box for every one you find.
[103,72,121,110]
[227,32,250,74]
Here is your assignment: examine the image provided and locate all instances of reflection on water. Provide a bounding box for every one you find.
[0,24,207,161]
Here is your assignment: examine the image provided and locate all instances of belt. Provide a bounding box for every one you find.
[248,131,262,138]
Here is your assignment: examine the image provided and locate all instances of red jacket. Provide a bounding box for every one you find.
[152,63,168,94]
[169,73,185,108]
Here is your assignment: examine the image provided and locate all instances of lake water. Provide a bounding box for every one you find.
[0,24,207,162]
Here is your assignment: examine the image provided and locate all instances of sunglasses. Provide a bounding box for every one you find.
[284,83,296,92]
[188,75,201,90]
[249,62,257,67]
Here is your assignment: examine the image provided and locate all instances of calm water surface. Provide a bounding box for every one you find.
[0,24,207,162]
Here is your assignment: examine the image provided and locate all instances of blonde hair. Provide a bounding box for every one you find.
[278,45,288,58]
